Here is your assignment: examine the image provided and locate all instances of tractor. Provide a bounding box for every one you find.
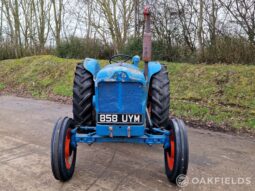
[51,4,189,185]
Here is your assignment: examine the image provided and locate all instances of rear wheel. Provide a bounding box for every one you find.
[51,117,77,181]
[164,118,189,184]
[73,63,95,126]
[148,65,170,129]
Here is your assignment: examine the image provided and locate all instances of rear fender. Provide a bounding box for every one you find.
[148,61,162,83]
[83,58,100,79]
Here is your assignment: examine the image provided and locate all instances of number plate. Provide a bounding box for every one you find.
[97,114,143,124]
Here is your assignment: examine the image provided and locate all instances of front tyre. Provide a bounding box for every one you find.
[164,118,189,184]
[51,117,77,182]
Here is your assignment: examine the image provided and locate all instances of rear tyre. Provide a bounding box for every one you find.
[73,63,95,126]
[164,118,189,184]
[51,117,77,182]
[148,65,170,128]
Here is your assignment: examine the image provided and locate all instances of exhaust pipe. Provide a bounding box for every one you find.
[143,5,152,79]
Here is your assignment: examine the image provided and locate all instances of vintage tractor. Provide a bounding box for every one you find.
[51,5,189,185]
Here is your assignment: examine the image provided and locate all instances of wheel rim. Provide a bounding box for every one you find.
[166,131,175,171]
[65,128,73,169]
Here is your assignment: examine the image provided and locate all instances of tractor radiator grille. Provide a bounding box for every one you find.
[98,82,145,113]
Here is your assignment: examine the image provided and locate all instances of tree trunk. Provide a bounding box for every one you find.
[210,0,217,47]
[52,0,63,48]
[197,0,204,62]
[0,1,3,42]
[38,0,46,51]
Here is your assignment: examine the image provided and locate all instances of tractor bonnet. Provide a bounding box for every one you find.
[96,63,146,85]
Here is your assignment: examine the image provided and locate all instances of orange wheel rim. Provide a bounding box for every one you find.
[65,128,72,169]
[166,133,175,170]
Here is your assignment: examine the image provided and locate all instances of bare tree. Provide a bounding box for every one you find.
[51,0,63,47]
[0,0,3,41]
[0,0,254,63]
[174,0,197,52]
[2,0,22,57]
[197,0,204,59]
[151,0,181,60]
[219,0,255,45]
[134,0,143,37]
[93,0,135,53]
[34,0,51,51]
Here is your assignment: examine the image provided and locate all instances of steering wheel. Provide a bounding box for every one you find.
[109,54,132,64]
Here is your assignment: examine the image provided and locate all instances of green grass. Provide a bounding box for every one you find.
[163,62,255,130]
[0,55,81,97]
[0,82,5,90]
[0,55,254,130]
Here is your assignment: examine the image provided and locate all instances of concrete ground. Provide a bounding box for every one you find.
[0,96,254,191]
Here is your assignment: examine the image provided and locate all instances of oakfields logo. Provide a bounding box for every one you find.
[176,175,252,188]
[176,174,189,188]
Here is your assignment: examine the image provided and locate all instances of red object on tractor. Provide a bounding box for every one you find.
[143,5,152,78]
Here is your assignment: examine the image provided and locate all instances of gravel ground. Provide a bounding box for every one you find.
[0,96,254,191]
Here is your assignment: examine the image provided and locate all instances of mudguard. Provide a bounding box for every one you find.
[148,61,162,83]
[83,58,100,79]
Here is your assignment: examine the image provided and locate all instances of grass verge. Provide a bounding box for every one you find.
[0,55,254,133]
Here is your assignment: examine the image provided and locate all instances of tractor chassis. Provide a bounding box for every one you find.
[70,126,170,149]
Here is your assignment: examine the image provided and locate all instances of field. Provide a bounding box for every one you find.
[0,55,254,132]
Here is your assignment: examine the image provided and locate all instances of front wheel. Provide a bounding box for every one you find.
[51,117,77,181]
[164,118,189,184]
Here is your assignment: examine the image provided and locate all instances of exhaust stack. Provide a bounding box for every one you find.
[143,5,152,79]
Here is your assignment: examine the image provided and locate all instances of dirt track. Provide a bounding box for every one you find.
[0,96,254,191]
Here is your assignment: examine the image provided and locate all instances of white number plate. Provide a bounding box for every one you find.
[98,114,143,124]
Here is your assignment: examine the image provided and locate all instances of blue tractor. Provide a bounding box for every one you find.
[51,5,189,185]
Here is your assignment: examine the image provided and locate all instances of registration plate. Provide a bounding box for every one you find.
[97,114,143,124]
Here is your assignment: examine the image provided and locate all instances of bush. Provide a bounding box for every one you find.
[0,40,54,61]
[123,36,255,64]
[122,37,143,56]
[204,36,255,64]
[122,37,194,62]
[1,35,254,65]
[56,37,114,59]
[0,42,19,60]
